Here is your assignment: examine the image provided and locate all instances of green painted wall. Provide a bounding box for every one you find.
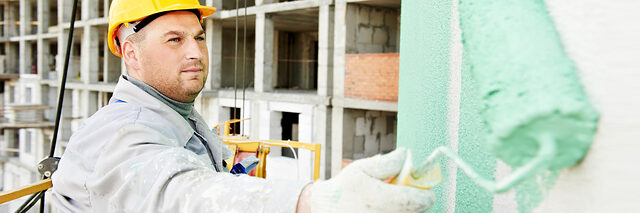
[453,54,496,212]
[397,0,453,212]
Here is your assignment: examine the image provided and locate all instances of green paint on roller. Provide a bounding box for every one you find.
[458,0,599,211]
[458,0,598,169]
[398,0,452,212]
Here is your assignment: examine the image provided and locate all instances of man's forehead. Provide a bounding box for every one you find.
[147,11,203,31]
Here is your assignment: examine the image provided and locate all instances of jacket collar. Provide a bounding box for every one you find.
[111,75,194,146]
[111,75,233,168]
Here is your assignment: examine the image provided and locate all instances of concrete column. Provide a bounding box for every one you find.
[6,43,17,74]
[330,107,343,177]
[314,105,330,179]
[37,0,48,34]
[59,0,73,24]
[81,26,99,83]
[298,112,314,180]
[206,18,223,89]
[6,2,18,37]
[257,101,277,139]
[316,2,334,179]
[82,0,99,20]
[56,30,67,80]
[330,0,348,177]
[19,0,31,75]
[209,0,221,7]
[2,1,7,37]
[81,90,97,117]
[103,0,110,18]
[318,4,334,96]
[254,12,274,92]
[19,41,28,74]
[37,38,48,79]
[19,0,31,35]
[249,100,259,138]
[333,1,346,98]
[104,41,121,83]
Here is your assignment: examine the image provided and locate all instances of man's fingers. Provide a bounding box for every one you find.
[355,174,435,213]
[346,147,409,180]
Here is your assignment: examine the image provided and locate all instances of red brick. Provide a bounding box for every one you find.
[344,53,399,102]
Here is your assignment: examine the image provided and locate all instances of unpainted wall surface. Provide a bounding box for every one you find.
[343,109,397,160]
[398,0,640,212]
[344,53,399,102]
[345,4,399,54]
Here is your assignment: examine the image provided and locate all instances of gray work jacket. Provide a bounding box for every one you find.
[51,76,306,212]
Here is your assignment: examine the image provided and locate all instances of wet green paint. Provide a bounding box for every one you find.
[454,52,496,212]
[397,0,452,212]
[458,0,598,211]
[458,0,598,170]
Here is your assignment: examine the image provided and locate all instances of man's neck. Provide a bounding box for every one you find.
[125,75,193,120]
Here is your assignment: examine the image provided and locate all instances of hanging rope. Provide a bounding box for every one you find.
[232,0,239,134]
[241,0,247,136]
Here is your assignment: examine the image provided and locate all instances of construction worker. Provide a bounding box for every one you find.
[50,0,434,212]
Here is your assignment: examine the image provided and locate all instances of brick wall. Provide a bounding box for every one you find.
[344,53,399,102]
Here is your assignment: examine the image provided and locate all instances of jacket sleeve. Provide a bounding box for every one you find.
[87,121,308,212]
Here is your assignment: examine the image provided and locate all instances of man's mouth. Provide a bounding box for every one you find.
[181,68,202,73]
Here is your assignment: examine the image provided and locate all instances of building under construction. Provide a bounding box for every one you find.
[0,0,401,211]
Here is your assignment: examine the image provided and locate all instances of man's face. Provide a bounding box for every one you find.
[130,11,208,103]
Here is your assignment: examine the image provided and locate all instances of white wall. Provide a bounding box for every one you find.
[530,1,640,212]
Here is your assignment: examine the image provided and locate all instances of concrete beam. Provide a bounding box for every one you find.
[213,0,322,19]
[202,89,331,105]
[332,97,398,112]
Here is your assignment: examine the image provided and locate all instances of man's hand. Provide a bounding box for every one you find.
[297,148,435,213]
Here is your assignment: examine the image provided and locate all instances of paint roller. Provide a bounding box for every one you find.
[392,0,599,193]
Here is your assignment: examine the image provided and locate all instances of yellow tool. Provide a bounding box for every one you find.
[390,152,442,190]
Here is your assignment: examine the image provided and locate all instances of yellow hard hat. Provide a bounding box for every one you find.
[107,0,216,57]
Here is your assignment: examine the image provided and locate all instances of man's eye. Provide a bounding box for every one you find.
[195,36,205,41]
[168,38,181,42]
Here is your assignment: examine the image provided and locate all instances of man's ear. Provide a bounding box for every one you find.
[121,40,141,72]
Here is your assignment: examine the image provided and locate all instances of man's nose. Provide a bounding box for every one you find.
[185,39,204,60]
